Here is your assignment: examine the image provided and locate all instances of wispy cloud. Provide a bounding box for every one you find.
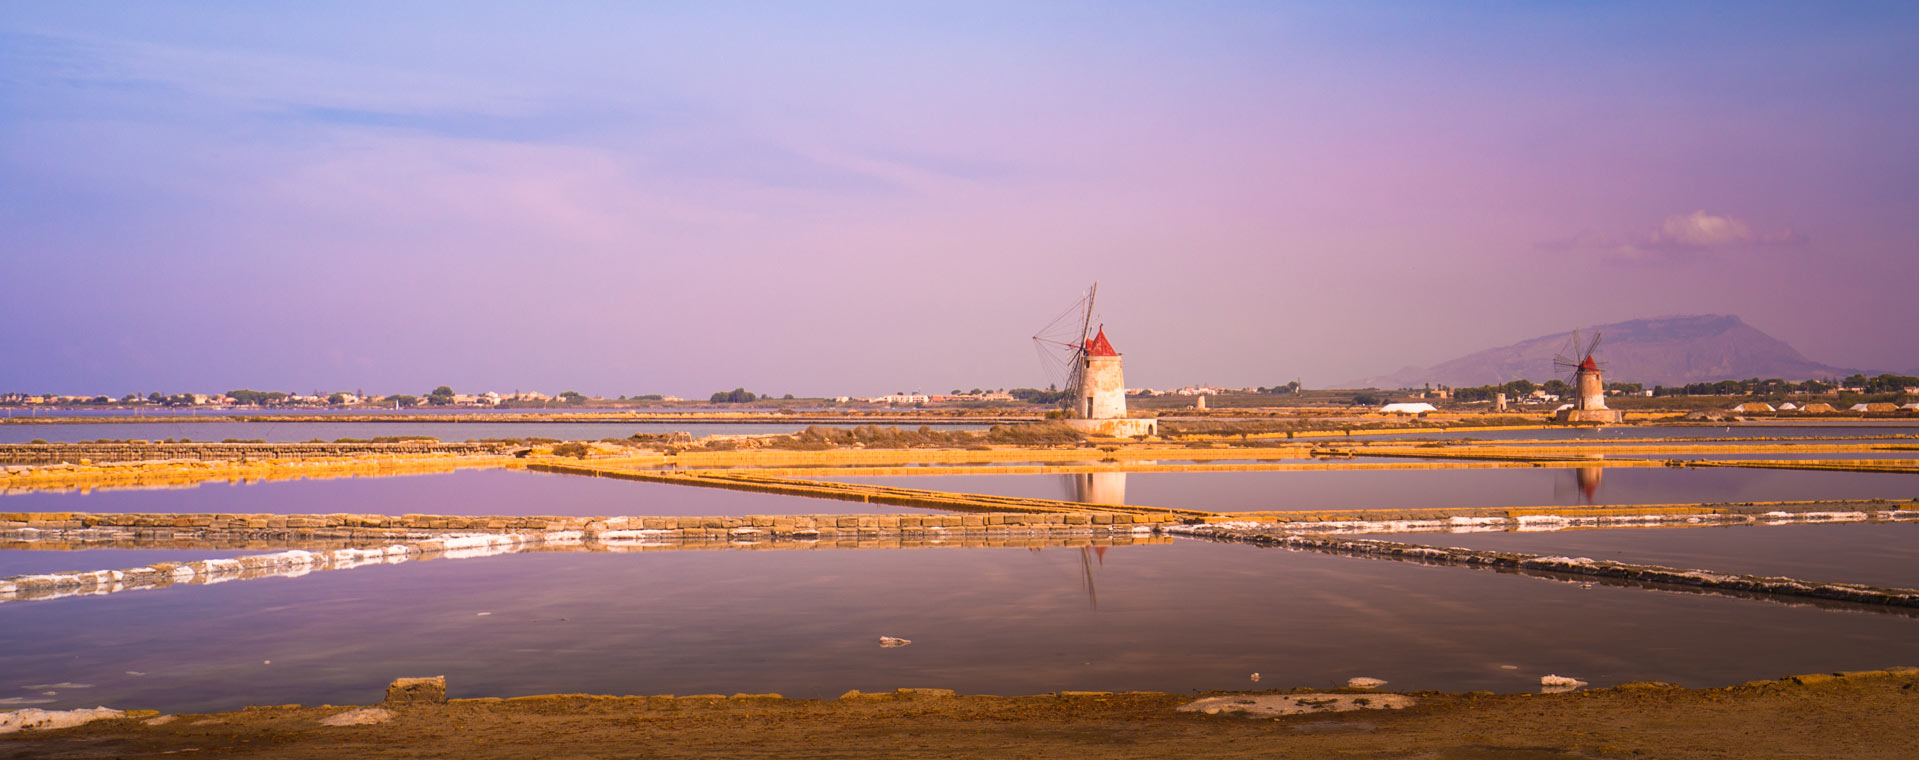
[1539,210,1806,260]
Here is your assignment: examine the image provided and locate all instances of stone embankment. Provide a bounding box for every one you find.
[1173,522,1919,611]
[0,510,1171,604]
[0,441,515,465]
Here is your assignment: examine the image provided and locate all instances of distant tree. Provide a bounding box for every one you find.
[783,394,795,400]
[1352,392,1384,406]
[560,390,587,404]
[710,388,758,403]
[427,386,456,406]
[389,394,420,408]
[1541,379,1571,397]
[1501,379,1536,397]
[327,393,347,405]
[147,392,165,404]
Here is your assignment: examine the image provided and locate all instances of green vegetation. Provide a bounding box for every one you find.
[560,391,588,405]
[227,389,289,406]
[551,442,590,458]
[427,386,456,406]
[710,388,760,403]
[388,395,420,408]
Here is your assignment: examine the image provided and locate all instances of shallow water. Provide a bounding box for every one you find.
[1364,522,1919,590]
[0,468,934,516]
[0,420,985,444]
[2,540,1915,714]
[826,468,1919,511]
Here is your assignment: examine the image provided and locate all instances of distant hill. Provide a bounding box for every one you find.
[1352,315,1860,389]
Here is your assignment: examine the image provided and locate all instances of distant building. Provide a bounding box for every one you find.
[870,393,929,405]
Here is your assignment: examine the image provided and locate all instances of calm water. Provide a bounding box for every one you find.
[1364,522,1919,590]
[0,421,986,444]
[827,468,1919,511]
[0,468,934,516]
[2,539,1916,713]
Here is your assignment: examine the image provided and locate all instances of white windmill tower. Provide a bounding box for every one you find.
[1032,283,1157,437]
[1552,329,1624,423]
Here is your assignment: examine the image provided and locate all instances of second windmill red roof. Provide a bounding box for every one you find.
[1085,327,1118,357]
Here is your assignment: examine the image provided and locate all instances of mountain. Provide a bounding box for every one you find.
[1352,315,1860,389]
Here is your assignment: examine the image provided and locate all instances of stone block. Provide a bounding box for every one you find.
[384,676,447,705]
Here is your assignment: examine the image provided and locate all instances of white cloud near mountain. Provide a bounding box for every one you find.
[1540,210,1806,259]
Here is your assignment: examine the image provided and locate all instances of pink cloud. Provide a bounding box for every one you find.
[1539,210,1806,259]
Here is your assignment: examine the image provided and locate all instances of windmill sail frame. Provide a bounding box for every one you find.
[1031,283,1099,413]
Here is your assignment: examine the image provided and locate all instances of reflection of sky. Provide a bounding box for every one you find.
[837,468,1919,511]
[5,3,1918,396]
[4,540,1917,713]
[1,468,936,516]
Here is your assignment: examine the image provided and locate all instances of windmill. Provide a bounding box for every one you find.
[1552,329,1623,423]
[1031,284,1158,436]
[1032,283,1100,415]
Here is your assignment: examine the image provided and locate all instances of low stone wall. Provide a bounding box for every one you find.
[1174,523,1919,611]
[0,510,1173,543]
[0,441,514,465]
[0,512,1174,604]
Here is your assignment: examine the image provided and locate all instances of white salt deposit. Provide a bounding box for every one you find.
[1180,693,1414,717]
[1345,677,1387,688]
[318,707,393,727]
[0,707,125,734]
[1540,674,1588,694]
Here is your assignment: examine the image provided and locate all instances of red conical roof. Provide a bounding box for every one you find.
[1579,355,1598,372]
[1084,327,1118,357]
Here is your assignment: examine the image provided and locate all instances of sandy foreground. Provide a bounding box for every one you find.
[4,669,1916,759]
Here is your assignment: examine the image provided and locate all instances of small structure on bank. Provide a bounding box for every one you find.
[1552,329,1624,424]
[1033,284,1158,437]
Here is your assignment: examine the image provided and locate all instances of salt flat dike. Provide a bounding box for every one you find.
[4,670,1917,758]
[0,411,1039,425]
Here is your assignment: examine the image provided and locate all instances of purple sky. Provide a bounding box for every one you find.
[4,2,1915,397]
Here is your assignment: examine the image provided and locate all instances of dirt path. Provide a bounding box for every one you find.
[6,670,1916,759]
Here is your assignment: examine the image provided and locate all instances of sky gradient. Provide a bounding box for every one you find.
[4,2,1915,397]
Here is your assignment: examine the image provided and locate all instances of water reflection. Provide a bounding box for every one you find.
[6,541,1918,713]
[1064,471,1129,506]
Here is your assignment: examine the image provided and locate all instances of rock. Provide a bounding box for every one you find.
[1346,677,1388,689]
[384,676,447,705]
[879,636,911,648]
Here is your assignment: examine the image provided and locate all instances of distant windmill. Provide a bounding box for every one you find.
[1031,283,1158,436]
[1552,329,1623,423]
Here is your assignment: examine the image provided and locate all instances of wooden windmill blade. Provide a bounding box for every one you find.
[1031,283,1099,410]
[1552,328,1586,385]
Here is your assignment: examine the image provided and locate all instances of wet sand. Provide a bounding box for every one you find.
[5,669,1916,759]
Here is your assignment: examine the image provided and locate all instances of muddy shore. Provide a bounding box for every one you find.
[5,669,1915,759]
